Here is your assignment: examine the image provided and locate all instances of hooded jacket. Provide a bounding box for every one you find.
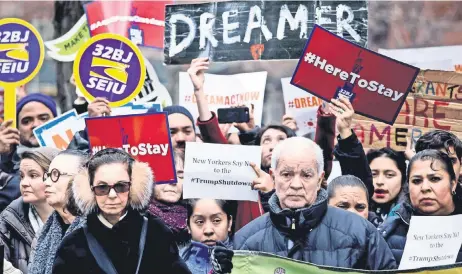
[52,161,191,274]
[0,198,35,273]
[233,189,397,270]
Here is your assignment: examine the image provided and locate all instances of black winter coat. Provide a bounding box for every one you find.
[379,202,462,266]
[52,209,191,274]
[0,197,36,273]
[234,189,397,270]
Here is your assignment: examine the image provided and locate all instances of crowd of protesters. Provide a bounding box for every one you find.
[0,57,460,274]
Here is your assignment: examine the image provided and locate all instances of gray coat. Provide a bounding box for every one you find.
[234,189,397,270]
[0,198,35,273]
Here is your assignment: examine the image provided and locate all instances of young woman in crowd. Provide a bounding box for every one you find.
[148,149,190,246]
[52,148,190,274]
[181,199,234,274]
[379,150,462,265]
[28,150,88,274]
[366,148,408,226]
[327,175,370,220]
[0,147,59,273]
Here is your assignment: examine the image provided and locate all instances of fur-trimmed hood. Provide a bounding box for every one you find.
[72,161,154,215]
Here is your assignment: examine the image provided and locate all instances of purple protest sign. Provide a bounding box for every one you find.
[0,18,44,86]
[74,33,146,107]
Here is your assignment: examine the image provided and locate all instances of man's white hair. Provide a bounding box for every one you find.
[271,137,324,174]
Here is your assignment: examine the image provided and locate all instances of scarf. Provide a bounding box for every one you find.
[148,199,187,233]
[28,212,86,274]
[28,205,44,235]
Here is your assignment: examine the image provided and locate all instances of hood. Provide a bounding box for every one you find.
[72,161,154,215]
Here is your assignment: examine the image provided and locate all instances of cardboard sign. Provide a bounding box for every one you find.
[86,113,176,184]
[74,33,146,107]
[179,71,267,127]
[183,142,261,201]
[399,215,462,270]
[379,45,462,72]
[164,0,367,64]
[281,77,321,137]
[0,18,44,127]
[291,25,419,125]
[85,1,172,48]
[352,70,462,151]
[45,15,90,62]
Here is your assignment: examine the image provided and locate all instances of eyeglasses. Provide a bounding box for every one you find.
[91,182,131,196]
[43,168,76,183]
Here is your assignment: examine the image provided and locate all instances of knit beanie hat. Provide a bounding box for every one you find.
[17,93,58,118]
[148,105,196,131]
[34,147,61,162]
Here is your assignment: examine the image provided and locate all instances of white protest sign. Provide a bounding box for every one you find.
[33,109,81,149]
[378,45,462,72]
[183,142,261,202]
[132,57,172,106]
[179,71,267,127]
[399,215,462,270]
[281,77,322,137]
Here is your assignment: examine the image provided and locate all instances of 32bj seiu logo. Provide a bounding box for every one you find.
[0,31,30,74]
[86,44,134,95]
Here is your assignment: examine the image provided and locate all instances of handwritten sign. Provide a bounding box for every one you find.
[281,77,321,137]
[291,25,419,125]
[183,142,261,201]
[86,113,176,184]
[74,33,146,107]
[352,70,462,151]
[0,18,44,128]
[45,15,90,62]
[399,215,462,270]
[164,0,367,64]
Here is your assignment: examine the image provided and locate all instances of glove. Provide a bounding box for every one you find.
[211,242,234,274]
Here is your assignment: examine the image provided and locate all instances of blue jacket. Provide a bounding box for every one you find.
[234,189,397,270]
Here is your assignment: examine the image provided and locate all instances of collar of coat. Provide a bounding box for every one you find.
[73,161,153,215]
[268,188,328,237]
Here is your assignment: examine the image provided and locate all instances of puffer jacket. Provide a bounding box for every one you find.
[0,198,36,273]
[234,189,397,270]
[378,202,462,265]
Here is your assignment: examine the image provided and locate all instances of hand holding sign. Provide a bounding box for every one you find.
[250,163,274,194]
[330,97,354,139]
[187,57,209,92]
[0,120,20,154]
[88,97,111,117]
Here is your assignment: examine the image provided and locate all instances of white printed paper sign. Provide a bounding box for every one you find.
[281,77,321,137]
[399,215,462,270]
[183,142,262,202]
[179,71,267,127]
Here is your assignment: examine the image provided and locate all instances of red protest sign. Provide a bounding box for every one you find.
[291,25,419,125]
[85,0,172,49]
[85,113,176,184]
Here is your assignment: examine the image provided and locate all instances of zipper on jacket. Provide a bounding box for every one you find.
[291,217,296,230]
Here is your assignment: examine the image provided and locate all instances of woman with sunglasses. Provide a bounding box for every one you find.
[52,148,191,274]
[28,150,89,274]
[0,147,59,273]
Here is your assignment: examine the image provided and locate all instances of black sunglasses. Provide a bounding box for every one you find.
[91,182,131,196]
[43,168,76,183]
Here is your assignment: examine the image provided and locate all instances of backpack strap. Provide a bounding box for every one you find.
[135,216,149,274]
[84,225,119,274]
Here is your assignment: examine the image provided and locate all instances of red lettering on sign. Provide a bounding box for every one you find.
[433,101,451,130]
[413,98,429,127]
[370,124,391,147]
